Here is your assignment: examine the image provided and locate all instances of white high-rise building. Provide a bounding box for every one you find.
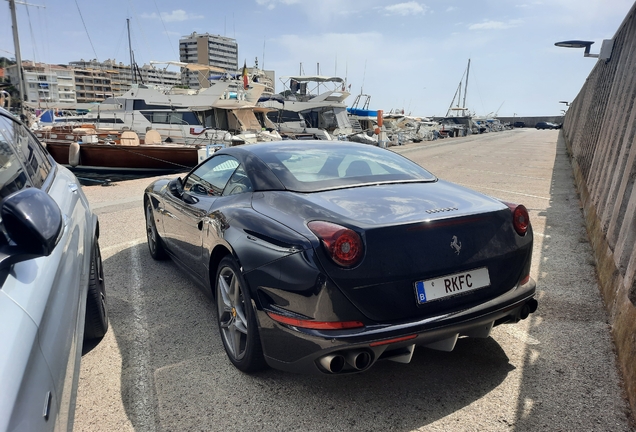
[179,32,238,89]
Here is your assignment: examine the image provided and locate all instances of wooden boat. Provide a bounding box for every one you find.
[35,124,206,175]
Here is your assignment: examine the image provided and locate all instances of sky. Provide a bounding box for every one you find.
[2,0,634,117]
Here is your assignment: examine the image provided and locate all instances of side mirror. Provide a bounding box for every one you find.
[168,177,184,198]
[0,188,63,271]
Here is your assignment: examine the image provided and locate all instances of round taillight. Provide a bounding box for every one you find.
[308,221,363,267]
[505,203,529,236]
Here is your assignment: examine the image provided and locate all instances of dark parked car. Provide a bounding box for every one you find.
[0,108,107,430]
[144,141,537,374]
[513,121,525,128]
[535,121,557,129]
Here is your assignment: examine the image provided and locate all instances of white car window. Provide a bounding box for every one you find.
[184,155,239,196]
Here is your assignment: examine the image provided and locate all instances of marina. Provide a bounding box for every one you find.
[2,2,563,184]
[1,0,636,430]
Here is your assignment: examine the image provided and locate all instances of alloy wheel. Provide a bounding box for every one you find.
[146,204,157,254]
[217,266,249,361]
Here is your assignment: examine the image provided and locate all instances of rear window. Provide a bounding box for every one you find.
[251,143,436,192]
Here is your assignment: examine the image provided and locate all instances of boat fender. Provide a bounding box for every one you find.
[69,141,80,167]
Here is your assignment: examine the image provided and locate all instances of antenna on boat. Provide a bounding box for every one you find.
[262,38,266,69]
[360,59,367,95]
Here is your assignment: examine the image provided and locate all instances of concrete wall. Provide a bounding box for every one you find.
[561,2,636,418]
[496,116,564,127]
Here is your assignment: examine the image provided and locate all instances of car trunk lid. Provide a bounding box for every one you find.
[251,181,532,322]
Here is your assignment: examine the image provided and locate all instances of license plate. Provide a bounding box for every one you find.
[415,267,490,304]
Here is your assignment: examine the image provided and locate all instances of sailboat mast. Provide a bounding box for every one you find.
[127,18,135,84]
[446,81,461,117]
[462,59,470,115]
[9,0,25,111]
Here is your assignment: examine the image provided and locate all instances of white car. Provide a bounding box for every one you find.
[0,108,107,431]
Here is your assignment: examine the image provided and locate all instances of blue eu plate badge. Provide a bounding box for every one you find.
[416,281,427,303]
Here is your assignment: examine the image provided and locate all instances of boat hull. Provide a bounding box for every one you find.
[45,142,199,171]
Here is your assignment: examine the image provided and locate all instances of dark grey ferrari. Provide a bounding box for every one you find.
[144,141,537,375]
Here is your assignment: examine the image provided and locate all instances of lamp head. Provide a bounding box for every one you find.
[555,40,594,49]
[555,39,613,60]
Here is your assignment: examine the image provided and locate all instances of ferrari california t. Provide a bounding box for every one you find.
[144,141,537,375]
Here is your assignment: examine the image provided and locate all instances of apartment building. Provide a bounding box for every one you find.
[179,32,238,89]
[6,61,77,106]
[69,59,181,97]
[73,68,113,103]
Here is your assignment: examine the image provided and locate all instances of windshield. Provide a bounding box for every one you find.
[249,142,436,192]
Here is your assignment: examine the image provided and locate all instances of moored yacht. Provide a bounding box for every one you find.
[37,81,280,145]
[259,75,354,139]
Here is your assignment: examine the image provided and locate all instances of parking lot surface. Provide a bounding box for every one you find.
[75,129,633,431]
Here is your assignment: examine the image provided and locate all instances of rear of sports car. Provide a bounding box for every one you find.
[248,180,537,374]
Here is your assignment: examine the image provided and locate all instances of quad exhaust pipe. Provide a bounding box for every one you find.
[318,350,373,374]
[318,299,540,374]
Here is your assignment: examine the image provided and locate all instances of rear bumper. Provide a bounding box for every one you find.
[256,278,537,374]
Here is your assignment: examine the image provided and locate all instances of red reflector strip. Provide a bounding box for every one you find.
[369,334,418,347]
[520,274,530,285]
[266,312,364,330]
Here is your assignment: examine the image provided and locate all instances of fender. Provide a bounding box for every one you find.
[204,205,312,275]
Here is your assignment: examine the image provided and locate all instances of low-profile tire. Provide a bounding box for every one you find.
[215,256,266,373]
[84,239,108,340]
[145,200,167,260]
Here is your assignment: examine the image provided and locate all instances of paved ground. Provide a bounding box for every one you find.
[74,129,634,431]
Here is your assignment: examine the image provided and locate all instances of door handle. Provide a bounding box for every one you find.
[198,220,204,231]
